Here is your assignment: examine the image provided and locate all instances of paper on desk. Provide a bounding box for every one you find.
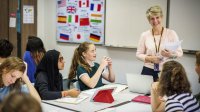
[82,88,98,95]
[55,94,89,104]
[101,84,128,95]
[164,40,183,51]
[82,84,128,96]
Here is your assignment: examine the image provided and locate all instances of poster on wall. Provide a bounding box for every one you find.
[56,0,105,44]
[23,5,34,24]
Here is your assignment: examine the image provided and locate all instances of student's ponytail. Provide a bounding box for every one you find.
[68,48,79,80]
[68,42,92,80]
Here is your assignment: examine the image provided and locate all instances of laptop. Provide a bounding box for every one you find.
[126,73,153,94]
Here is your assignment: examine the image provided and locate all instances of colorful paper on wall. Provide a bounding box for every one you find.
[58,16,67,23]
[58,0,66,8]
[60,33,69,40]
[56,0,105,44]
[90,33,100,42]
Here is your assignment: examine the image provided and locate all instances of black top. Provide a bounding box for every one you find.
[34,50,63,100]
[35,71,63,100]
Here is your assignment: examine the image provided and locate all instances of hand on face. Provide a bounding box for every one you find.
[21,62,30,83]
[3,70,23,86]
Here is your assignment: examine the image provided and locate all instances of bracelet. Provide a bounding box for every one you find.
[170,54,177,59]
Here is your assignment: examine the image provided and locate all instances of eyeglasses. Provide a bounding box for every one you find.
[58,56,64,62]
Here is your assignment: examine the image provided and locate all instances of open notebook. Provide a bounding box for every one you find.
[55,94,89,104]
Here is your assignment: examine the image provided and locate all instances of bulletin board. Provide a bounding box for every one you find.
[56,0,105,44]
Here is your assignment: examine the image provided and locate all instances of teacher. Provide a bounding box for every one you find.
[136,5,183,81]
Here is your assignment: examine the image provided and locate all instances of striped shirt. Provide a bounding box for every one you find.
[165,93,200,112]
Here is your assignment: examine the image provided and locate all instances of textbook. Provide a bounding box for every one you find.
[55,94,89,104]
[132,95,151,104]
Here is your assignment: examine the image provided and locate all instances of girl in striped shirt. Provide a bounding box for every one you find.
[151,60,200,112]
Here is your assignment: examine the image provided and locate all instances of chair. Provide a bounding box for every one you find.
[62,78,70,90]
[73,81,80,90]
[70,79,80,90]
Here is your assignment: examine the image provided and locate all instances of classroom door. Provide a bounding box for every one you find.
[0,0,9,40]
[0,0,37,57]
[21,0,37,57]
[0,0,18,56]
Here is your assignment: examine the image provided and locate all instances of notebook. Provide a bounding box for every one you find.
[126,73,153,94]
[132,95,151,104]
[55,94,89,104]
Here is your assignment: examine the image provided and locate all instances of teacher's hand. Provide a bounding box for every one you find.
[145,56,162,64]
[161,49,171,57]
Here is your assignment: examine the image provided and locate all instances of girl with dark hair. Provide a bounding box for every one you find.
[151,60,200,112]
[34,50,80,100]
[23,36,46,83]
[0,39,13,63]
[68,42,115,91]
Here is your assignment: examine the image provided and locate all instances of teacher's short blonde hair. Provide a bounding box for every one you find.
[146,5,163,20]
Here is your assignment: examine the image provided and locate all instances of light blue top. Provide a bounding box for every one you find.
[0,85,29,102]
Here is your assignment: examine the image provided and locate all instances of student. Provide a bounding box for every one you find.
[23,36,46,83]
[151,60,200,112]
[0,57,41,102]
[68,42,115,91]
[136,5,183,81]
[195,51,200,103]
[1,91,42,112]
[34,50,80,100]
[0,39,13,64]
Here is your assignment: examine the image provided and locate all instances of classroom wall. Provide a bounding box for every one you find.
[169,0,200,51]
[37,0,200,94]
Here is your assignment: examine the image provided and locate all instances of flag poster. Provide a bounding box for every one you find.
[56,0,105,44]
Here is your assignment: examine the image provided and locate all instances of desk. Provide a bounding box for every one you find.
[42,102,74,112]
[42,88,151,112]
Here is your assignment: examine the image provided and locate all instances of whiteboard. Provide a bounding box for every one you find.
[105,0,167,48]
[169,0,200,51]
